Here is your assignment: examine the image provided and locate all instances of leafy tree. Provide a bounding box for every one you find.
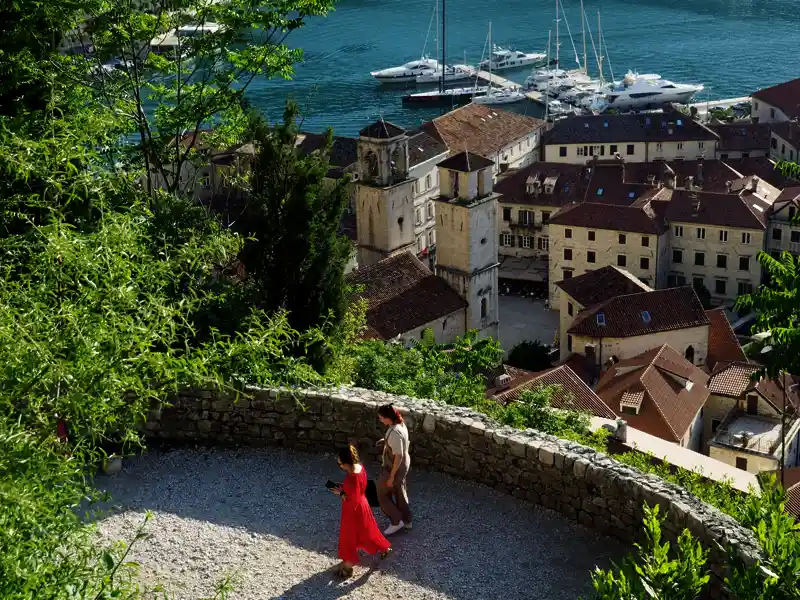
[52,0,336,196]
[225,103,354,347]
[507,340,553,372]
[692,279,713,310]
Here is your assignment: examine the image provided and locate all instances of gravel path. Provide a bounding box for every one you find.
[96,447,624,600]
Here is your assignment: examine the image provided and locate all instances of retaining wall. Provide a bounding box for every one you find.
[144,385,761,598]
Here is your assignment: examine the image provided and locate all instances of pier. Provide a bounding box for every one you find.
[689,96,750,120]
[464,67,548,104]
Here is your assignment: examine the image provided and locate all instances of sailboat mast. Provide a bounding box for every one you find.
[488,21,493,94]
[440,0,446,94]
[545,29,551,121]
[597,11,604,85]
[554,0,559,68]
[581,0,587,74]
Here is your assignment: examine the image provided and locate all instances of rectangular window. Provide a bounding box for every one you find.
[562,269,573,280]
[559,146,567,157]
[699,142,705,150]
[567,334,573,351]
[693,277,704,289]
[773,228,782,241]
[695,252,705,266]
[741,232,751,244]
[736,457,748,471]
[673,249,683,263]
[428,230,436,247]
[564,248,573,261]
[677,142,684,150]
[538,237,549,251]
[542,212,551,224]
[719,230,728,242]
[715,279,727,295]
[712,419,721,433]
[416,235,424,253]
[610,144,618,154]
[519,210,533,226]
[656,142,663,151]
[522,236,531,249]
[427,202,434,219]
[737,281,753,295]
[674,225,683,237]
[503,207,512,221]
[696,227,706,239]
[640,257,649,270]
[717,254,727,269]
[568,302,574,316]
[617,254,627,267]
[739,256,750,271]
[792,231,800,243]
[587,250,596,263]
[565,228,573,239]
[503,233,513,247]
[626,144,634,156]
[588,231,596,241]
[619,233,627,244]
[415,208,422,226]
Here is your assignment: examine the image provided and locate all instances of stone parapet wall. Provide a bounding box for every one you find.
[145,385,760,599]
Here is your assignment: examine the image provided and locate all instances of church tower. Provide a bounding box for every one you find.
[354,120,416,267]
[433,151,500,340]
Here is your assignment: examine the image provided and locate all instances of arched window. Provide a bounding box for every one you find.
[364,151,379,179]
[480,298,488,319]
[685,345,695,364]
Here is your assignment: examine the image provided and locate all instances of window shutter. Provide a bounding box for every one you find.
[510,235,516,247]
[499,233,504,246]
[518,235,524,247]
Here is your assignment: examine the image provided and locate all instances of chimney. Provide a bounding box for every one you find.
[752,116,760,124]
[696,157,704,186]
[584,344,597,364]
[691,194,701,217]
[687,175,695,190]
[749,176,759,192]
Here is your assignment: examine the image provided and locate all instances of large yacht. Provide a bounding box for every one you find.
[589,71,704,112]
[479,46,547,71]
[416,64,474,84]
[371,58,439,84]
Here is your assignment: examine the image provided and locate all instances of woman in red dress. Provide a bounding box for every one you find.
[331,444,392,578]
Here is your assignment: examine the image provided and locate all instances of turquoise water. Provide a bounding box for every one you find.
[246,0,800,136]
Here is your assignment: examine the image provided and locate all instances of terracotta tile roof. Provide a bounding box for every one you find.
[595,345,710,442]
[705,309,746,370]
[543,110,718,147]
[723,157,800,189]
[421,104,546,159]
[778,467,800,520]
[664,189,769,230]
[585,163,659,206]
[548,201,667,234]
[346,252,467,340]
[707,361,761,397]
[494,162,589,208]
[556,353,597,386]
[708,122,772,152]
[555,265,651,308]
[752,78,800,120]
[772,120,800,145]
[567,286,710,339]
[407,130,449,167]
[494,365,617,419]
[297,133,358,178]
[437,151,495,172]
[360,120,406,139]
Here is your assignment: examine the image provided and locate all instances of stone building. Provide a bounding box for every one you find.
[706,362,800,473]
[421,103,546,174]
[541,110,719,165]
[346,251,467,346]
[770,121,799,164]
[751,78,800,124]
[595,344,710,452]
[767,186,800,258]
[707,122,771,160]
[433,151,500,340]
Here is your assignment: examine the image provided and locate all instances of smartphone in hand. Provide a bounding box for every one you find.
[325,480,339,490]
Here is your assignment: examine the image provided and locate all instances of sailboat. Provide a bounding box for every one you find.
[473,23,526,105]
[402,0,488,106]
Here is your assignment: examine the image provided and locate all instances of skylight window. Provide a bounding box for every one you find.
[628,191,636,199]
[596,312,606,326]
[596,188,604,196]
[641,310,651,324]
[584,123,590,129]
[677,119,683,126]
[603,121,609,128]
[564,185,570,193]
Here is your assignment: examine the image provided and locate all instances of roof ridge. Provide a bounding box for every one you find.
[639,359,683,441]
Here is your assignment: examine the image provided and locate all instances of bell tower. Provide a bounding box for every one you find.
[434,151,500,340]
[355,120,416,267]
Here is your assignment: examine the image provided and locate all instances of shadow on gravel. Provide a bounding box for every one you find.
[274,566,375,599]
[98,446,624,600]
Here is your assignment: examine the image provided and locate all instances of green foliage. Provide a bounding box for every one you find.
[506,339,553,372]
[613,451,746,522]
[230,103,354,349]
[589,504,710,600]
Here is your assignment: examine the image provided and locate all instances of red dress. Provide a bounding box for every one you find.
[338,467,391,563]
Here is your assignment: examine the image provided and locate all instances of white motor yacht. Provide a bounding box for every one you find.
[589,71,704,112]
[416,64,474,84]
[473,87,527,105]
[371,58,440,84]
[479,46,547,71]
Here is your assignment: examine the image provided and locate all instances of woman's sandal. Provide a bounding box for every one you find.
[379,547,393,560]
[335,563,354,579]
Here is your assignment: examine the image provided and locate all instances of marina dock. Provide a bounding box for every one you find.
[465,67,548,104]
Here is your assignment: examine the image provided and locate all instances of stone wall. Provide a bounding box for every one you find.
[144,385,761,599]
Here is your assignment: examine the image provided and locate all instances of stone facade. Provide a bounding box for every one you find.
[145,386,759,598]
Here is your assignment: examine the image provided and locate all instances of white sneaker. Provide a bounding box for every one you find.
[384,521,405,536]
[404,522,413,530]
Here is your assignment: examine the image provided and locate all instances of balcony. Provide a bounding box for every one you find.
[509,221,543,232]
[711,410,785,457]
